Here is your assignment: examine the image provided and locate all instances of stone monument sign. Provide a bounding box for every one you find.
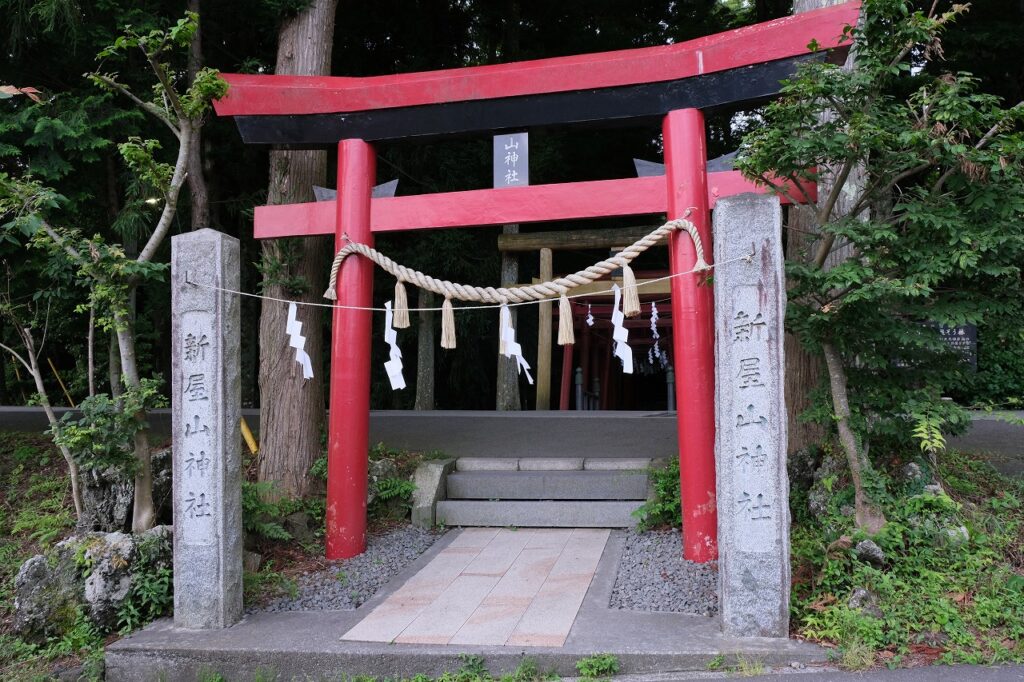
[713,193,790,638]
[171,228,243,629]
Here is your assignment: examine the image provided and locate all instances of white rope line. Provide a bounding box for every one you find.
[184,250,753,312]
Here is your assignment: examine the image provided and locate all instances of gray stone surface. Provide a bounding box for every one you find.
[435,500,642,527]
[411,458,455,528]
[610,530,718,616]
[170,228,242,629]
[446,471,649,500]
[106,529,825,682]
[584,457,653,470]
[713,194,789,638]
[518,457,584,470]
[456,457,520,471]
[13,526,172,641]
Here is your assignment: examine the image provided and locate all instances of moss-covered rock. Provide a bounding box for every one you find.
[12,525,172,641]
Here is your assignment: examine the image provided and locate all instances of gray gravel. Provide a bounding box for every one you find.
[609,529,719,616]
[249,525,439,613]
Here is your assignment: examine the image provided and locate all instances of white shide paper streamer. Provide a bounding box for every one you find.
[383,301,406,390]
[499,303,534,385]
[611,284,634,374]
[648,301,666,368]
[286,302,314,379]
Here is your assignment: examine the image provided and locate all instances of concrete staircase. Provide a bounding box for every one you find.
[435,457,659,528]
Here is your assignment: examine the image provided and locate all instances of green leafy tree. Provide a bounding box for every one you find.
[736,0,1024,532]
[0,13,227,532]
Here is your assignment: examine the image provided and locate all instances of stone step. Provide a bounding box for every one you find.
[454,457,656,472]
[435,500,642,528]
[446,470,649,501]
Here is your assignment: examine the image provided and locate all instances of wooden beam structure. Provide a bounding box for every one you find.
[215,5,856,116]
[254,171,816,238]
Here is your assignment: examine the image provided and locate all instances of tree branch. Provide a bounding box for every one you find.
[145,53,187,122]
[931,102,1023,195]
[0,341,32,373]
[137,124,191,264]
[93,74,181,139]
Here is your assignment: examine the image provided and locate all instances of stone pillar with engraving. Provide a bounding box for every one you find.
[171,228,243,629]
[713,194,789,637]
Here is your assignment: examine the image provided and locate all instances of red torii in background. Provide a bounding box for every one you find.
[213,2,858,562]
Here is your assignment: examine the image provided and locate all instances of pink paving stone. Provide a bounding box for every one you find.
[462,529,535,577]
[394,574,501,644]
[524,528,574,549]
[506,573,595,647]
[484,547,560,601]
[340,528,609,648]
[448,597,533,646]
[340,593,435,643]
[446,528,501,548]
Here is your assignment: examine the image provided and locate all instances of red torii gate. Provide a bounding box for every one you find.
[213,2,857,562]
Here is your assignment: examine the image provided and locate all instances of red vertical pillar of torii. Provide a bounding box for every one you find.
[326,139,376,560]
[664,108,718,562]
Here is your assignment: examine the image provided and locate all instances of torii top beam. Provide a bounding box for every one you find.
[213,2,858,146]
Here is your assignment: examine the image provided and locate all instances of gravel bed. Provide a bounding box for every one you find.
[250,525,439,613]
[609,529,718,616]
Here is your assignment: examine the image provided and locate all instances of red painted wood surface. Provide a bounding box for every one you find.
[214,3,857,117]
[665,109,718,563]
[326,140,376,560]
[559,343,573,411]
[253,172,815,239]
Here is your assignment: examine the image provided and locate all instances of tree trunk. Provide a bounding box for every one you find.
[496,224,521,410]
[20,331,83,520]
[257,0,338,500]
[785,0,861,453]
[414,288,435,410]
[821,342,886,534]
[114,306,155,532]
[109,330,122,397]
[186,0,211,230]
[87,301,96,397]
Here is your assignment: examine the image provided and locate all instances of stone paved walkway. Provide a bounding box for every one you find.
[341,528,609,647]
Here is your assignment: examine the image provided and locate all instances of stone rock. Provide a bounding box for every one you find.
[938,524,970,548]
[367,458,399,507]
[12,526,173,642]
[284,512,314,545]
[924,483,945,496]
[151,446,173,524]
[855,539,886,566]
[78,466,133,533]
[243,550,263,573]
[848,587,883,619]
[807,451,844,521]
[901,462,924,483]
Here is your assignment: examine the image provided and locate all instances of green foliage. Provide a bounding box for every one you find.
[736,0,1024,459]
[791,449,1024,664]
[116,533,174,634]
[374,477,416,503]
[241,481,292,542]
[632,459,681,530]
[243,560,298,603]
[575,653,619,680]
[118,137,172,192]
[50,378,166,473]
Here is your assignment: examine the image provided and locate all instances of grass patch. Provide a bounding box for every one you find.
[791,448,1024,667]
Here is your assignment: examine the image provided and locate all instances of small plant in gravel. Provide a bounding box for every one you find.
[575,653,619,680]
[632,459,680,530]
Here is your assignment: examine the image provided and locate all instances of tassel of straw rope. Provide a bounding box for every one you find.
[440,297,456,349]
[322,215,706,306]
[392,279,410,329]
[558,294,575,345]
